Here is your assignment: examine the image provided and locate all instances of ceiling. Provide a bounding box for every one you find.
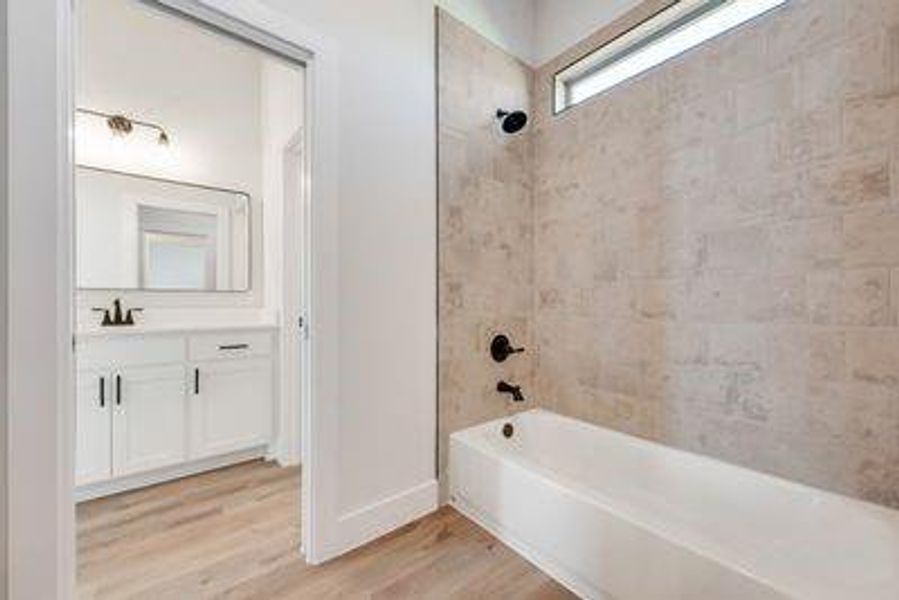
[436,0,643,66]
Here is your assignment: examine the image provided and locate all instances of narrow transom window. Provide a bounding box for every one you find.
[553,0,788,113]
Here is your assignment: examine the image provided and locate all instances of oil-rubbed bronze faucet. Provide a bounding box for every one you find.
[490,334,525,362]
[497,381,526,402]
[92,298,143,327]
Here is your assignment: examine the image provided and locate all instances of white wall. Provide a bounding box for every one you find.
[435,0,536,64]
[262,60,304,319]
[262,0,437,520]
[76,0,263,194]
[75,0,266,321]
[533,0,642,65]
[0,0,8,594]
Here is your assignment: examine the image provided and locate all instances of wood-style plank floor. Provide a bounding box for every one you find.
[77,460,575,599]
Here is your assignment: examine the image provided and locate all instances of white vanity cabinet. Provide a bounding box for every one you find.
[112,364,189,477]
[75,327,276,498]
[188,331,274,459]
[190,359,272,458]
[75,369,112,486]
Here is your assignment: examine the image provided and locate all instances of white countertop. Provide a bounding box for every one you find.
[76,321,279,339]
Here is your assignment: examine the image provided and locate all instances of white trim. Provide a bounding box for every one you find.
[0,4,9,600]
[0,1,9,595]
[334,480,439,558]
[75,447,269,502]
[275,129,307,468]
[7,0,75,597]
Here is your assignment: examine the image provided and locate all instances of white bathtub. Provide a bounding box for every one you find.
[449,409,899,600]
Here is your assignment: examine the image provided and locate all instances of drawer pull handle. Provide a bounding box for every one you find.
[194,368,200,395]
[115,375,122,406]
[218,344,249,351]
[99,376,105,408]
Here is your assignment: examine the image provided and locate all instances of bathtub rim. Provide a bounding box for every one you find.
[452,408,899,521]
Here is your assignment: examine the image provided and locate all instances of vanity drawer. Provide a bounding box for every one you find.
[77,336,187,369]
[188,331,272,362]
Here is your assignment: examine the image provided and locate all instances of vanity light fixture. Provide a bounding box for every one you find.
[77,107,171,146]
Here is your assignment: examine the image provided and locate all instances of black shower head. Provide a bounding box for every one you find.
[496,109,528,135]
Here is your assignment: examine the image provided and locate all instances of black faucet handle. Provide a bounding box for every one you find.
[92,307,113,326]
[491,334,525,362]
[124,308,143,326]
[110,298,125,325]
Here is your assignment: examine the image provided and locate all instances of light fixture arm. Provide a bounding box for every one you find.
[76,107,171,145]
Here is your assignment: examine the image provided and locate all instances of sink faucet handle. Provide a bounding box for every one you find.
[92,307,113,327]
[124,308,143,326]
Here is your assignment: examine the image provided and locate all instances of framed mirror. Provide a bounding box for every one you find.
[76,166,250,292]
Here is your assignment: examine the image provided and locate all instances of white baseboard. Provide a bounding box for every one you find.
[271,446,301,468]
[75,446,269,502]
[325,479,438,560]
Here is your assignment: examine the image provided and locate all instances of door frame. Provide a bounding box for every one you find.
[277,129,308,468]
[6,0,342,596]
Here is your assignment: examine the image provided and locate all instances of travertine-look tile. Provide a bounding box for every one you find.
[807,268,891,326]
[437,12,534,499]
[845,212,899,267]
[843,94,899,153]
[736,69,795,131]
[769,216,843,274]
[890,26,899,90]
[529,0,899,508]
[703,225,769,275]
[804,149,892,214]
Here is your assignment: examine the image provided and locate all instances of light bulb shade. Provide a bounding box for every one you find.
[106,114,134,136]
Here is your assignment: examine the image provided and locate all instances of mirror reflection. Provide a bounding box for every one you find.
[76,166,250,291]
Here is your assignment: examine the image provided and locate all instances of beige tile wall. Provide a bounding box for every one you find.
[438,0,899,508]
[532,0,899,507]
[437,11,534,495]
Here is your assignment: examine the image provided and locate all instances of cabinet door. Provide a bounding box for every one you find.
[75,369,112,486]
[190,359,272,459]
[112,365,188,477]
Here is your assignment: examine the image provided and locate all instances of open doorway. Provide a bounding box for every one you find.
[72,0,309,595]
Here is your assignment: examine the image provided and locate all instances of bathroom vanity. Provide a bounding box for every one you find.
[72,156,287,500]
[75,325,276,500]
